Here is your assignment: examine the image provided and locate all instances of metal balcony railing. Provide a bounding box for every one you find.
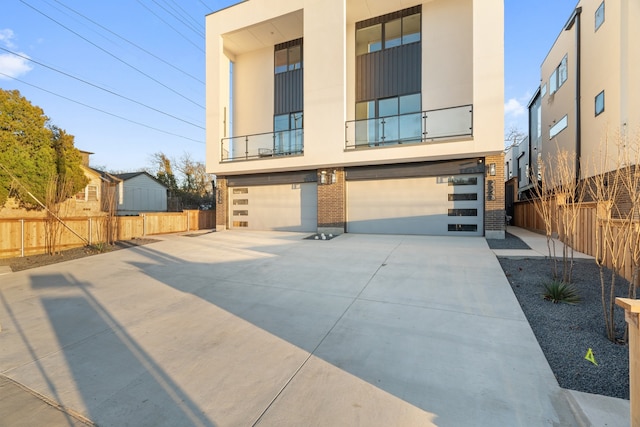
[345,104,473,149]
[221,129,304,161]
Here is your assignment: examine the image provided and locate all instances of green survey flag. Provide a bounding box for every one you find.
[584,348,598,366]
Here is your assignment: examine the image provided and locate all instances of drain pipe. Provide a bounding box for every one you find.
[565,6,582,183]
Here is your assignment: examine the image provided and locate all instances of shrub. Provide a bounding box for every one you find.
[543,280,580,304]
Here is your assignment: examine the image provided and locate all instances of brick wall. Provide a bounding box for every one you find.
[485,154,506,238]
[316,168,345,233]
[215,177,228,230]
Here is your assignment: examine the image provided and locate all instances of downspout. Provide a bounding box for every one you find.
[565,7,582,184]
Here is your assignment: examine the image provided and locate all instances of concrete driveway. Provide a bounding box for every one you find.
[0,231,578,426]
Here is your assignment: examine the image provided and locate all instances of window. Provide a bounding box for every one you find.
[87,185,98,201]
[549,55,568,95]
[595,2,605,30]
[355,93,421,145]
[274,40,302,74]
[541,83,547,97]
[274,112,303,155]
[356,8,421,56]
[448,209,477,217]
[75,188,86,201]
[448,193,478,201]
[448,177,478,186]
[595,90,605,116]
[549,115,568,139]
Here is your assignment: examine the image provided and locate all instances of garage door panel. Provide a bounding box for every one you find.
[229,183,317,232]
[347,175,483,236]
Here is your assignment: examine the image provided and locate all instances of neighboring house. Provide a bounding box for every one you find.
[206,0,505,237]
[504,137,530,196]
[112,172,168,215]
[75,150,121,216]
[527,0,639,183]
[0,150,119,218]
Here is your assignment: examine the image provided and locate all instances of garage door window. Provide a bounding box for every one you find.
[448,193,477,201]
[448,224,478,232]
[448,209,477,217]
[448,176,477,186]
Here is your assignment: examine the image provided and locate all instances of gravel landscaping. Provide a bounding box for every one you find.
[489,233,630,400]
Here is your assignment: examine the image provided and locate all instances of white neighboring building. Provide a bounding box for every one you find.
[113,172,168,215]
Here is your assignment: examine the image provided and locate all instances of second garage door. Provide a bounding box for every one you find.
[346,175,483,236]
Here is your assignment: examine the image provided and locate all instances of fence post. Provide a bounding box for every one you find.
[142,214,146,237]
[88,218,92,245]
[20,219,24,258]
[616,297,640,426]
[186,211,190,231]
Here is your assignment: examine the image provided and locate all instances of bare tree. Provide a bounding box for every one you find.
[43,176,74,255]
[587,133,638,342]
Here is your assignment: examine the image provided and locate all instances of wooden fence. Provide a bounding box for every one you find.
[514,200,639,285]
[0,210,215,259]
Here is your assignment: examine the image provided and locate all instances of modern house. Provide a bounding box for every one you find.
[527,0,639,185]
[206,0,505,237]
[112,172,168,216]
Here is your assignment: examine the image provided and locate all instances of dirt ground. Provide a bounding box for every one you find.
[0,238,160,272]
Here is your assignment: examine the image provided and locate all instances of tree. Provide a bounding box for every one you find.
[0,89,87,208]
[150,152,178,191]
[149,151,214,210]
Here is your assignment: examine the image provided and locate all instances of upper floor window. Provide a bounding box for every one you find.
[549,55,568,95]
[595,90,605,116]
[275,39,302,74]
[356,7,421,56]
[549,115,568,139]
[595,2,605,31]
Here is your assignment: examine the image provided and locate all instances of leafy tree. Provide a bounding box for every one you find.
[0,89,87,208]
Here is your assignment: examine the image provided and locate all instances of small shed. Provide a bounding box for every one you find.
[113,172,168,215]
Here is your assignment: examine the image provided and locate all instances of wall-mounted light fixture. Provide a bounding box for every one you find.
[331,170,337,184]
[489,163,496,176]
[320,170,327,185]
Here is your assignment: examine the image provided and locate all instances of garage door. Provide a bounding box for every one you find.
[346,175,483,236]
[229,183,317,232]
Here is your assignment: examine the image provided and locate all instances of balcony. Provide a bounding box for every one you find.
[345,104,472,149]
[221,129,303,162]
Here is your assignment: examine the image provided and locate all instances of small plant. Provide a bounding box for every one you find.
[91,242,110,253]
[543,280,580,304]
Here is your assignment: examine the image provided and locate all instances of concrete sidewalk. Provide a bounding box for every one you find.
[492,226,630,427]
[0,231,621,426]
[492,226,594,259]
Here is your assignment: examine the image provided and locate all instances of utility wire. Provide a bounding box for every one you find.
[19,0,205,109]
[1,72,205,144]
[1,48,205,130]
[164,0,205,32]
[135,0,205,53]
[150,0,204,37]
[51,0,204,84]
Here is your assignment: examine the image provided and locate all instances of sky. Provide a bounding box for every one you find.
[1,0,578,172]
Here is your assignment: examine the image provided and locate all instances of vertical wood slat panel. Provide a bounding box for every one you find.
[0,210,214,259]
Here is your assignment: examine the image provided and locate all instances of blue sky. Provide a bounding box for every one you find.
[1,0,577,171]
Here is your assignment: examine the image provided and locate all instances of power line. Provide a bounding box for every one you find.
[135,0,205,53]
[1,48,205,130]
[1,72,205,144]
[51,0,204,85]
[150,0,205,37]
[19,0,205,110]
[164,0,206,32]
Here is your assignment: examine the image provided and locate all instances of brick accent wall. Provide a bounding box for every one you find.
[316,168,345,233]
[484,154,505,238]
[215,176,228,231]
